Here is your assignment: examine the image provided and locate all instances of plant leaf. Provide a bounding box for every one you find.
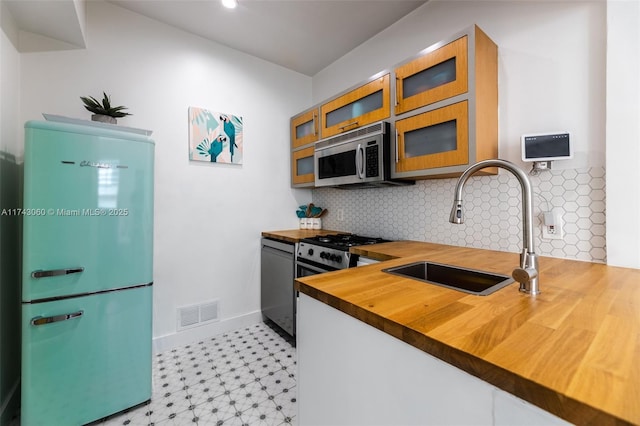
[102,92,111,110]
[81,92,131,117]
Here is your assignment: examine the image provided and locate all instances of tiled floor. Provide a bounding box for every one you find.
[100,321,297,426]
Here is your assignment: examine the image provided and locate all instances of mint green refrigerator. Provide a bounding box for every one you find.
[21,120,154,425]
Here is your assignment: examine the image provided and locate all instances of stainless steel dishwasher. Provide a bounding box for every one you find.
[261,238,296,337]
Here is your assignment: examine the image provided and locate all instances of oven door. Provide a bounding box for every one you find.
[296,260,332,278]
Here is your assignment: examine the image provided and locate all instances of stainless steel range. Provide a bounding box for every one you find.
[296,234,390,277]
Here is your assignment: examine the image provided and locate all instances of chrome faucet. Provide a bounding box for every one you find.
[449,159,540,295]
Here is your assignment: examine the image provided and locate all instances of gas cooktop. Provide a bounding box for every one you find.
[301,234,390,250]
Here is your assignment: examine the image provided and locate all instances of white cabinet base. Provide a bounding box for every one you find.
[297,293,571,426]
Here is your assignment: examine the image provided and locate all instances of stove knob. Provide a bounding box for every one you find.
[329,254,339,262]
[307,248,314,256]
[320,252,328,259]
[335,256,343,264]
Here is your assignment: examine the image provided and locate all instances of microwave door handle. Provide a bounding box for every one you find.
[356,143,365,179]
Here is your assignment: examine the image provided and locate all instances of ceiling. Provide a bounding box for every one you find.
[3,0,427,76]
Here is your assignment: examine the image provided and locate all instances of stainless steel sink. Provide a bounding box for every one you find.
[382,261,514,296]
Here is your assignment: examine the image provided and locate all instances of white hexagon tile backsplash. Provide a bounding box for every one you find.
[312,167,606,263]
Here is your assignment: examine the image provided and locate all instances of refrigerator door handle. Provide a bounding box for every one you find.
[31,267,84,279]
[31,310,84,326]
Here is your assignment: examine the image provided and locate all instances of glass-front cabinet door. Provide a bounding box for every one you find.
[320,74,390,138]
[395,101,468,173]
[291,108,319,149]
[395,36,468,115]
[292,146,315,186]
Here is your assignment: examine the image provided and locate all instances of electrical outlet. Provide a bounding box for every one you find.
[337,208,344,221]
[542,210,563,240]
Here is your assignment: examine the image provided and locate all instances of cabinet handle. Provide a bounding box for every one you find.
[31,310,84,326]
[312,112,317,136]
[395,129,399,163]
[395,76,400,107]
[338,120,359,132]
[31,267,84,279]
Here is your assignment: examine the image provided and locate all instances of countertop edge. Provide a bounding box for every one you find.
[261,229,349,244]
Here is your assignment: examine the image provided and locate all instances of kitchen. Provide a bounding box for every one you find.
[1,0,639,425]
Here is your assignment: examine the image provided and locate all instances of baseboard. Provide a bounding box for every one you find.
[152,310,264,354]
[0,379,20,426]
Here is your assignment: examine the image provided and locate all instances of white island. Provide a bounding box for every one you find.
[297,293,570,426]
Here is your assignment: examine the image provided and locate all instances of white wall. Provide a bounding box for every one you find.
[1,0,21,155]
[19,1,313,344]
[606,0,640,268]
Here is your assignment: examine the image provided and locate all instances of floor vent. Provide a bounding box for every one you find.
[177,300,220,331]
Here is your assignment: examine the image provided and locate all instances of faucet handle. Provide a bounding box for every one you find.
[512,267,540,295]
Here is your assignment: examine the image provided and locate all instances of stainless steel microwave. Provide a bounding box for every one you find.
[314,121,413,188]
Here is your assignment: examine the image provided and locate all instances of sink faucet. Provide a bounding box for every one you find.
[449,159,540,295]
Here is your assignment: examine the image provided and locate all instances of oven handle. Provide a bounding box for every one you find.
[356,143,365,179]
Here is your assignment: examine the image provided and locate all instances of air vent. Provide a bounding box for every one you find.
[179,306,199,328]
[316,121,387,150]
[177,299,220,331]
[200,301,219,322]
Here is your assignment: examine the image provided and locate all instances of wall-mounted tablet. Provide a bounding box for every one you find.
[521,132,572,162]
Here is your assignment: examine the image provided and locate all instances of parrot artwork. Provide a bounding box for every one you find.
[220,114,238,162]
[208,135,226,162]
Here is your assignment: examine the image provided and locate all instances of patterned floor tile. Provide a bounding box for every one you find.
[239,404,288,426]
[98,320,296,426]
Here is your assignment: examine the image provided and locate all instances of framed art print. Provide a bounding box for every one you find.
[189,106,243,164]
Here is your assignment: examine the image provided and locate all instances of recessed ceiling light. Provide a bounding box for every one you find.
[222,0,237,9]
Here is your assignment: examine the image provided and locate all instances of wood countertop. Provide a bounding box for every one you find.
[295,241,640,426]
[261,229,349,244]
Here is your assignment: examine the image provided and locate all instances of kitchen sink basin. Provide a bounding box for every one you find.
[382,261,514,296]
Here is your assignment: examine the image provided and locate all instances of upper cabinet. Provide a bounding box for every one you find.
[394,35,468,115]
[392,25,498,179]
[291,108,319,149]
[291,107,319,188]
[320,74,391,138]
[292,145,315,186]
[395,101,469,173]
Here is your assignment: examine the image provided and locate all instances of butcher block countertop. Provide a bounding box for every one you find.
[295,241,640,426]
[261,229,348,244]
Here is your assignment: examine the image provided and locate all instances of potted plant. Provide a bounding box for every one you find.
[80,92,132,124]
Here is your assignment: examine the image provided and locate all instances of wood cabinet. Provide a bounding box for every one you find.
[394,35,468,115]
[395,101,469,173]
[291,108,319,149]
[291,145,315,186]
[290,108,319,187]
[320,74,390,138]
[392,25,498,179]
